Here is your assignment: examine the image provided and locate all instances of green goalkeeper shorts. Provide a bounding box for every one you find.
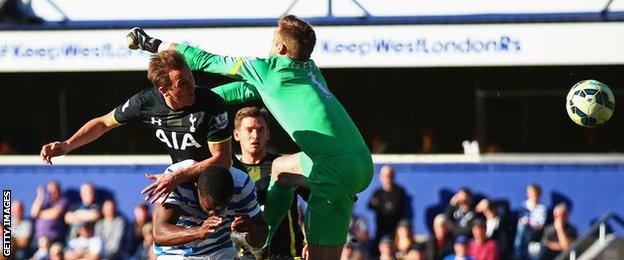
[299,150,373,246]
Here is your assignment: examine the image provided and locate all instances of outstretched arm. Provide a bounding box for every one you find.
[127,29,267,87]
[40,110,119,164]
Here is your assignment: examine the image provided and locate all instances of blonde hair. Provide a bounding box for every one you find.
[277,15,316,60]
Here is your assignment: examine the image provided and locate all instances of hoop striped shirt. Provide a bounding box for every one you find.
[154,161,261,258]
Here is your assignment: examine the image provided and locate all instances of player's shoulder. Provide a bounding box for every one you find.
[230,167,250,183]
[126,87,162,110]
[195,86,227,107]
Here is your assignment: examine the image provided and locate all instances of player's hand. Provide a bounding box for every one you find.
[302,243,309,260]
[141,172,180,204]
[231,216,252,233]
[40,141,70,164]
[126,27,162,53]
[197,216,223,239]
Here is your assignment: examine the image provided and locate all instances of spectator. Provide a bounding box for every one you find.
[405,243,426,260]
[475,199,511,258]
[49,243,64,260]
[368,165,410,255]
[65,182,101,238]
[341,235,356,260]
[31,236,51,260]
[443,236,475,260]
[134,223,156,260]
[379,235,397,260]
[540,203,577,260]
[394,219,414,260]
[349,213,370,258]
[468,219,499,260]
[94,199,125,259]
[31,181,69,243]
[129,203,151,256]
[10,200,33,259]
[445,188,476,238]
[65,222,103,260]
[426,214,455,260]
[371,134,389,154]
[513,183,547,260]
[419,127,436,153]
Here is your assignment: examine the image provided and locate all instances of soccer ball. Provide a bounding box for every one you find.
[566,80,615,127]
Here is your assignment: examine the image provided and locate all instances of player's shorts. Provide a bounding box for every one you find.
[299,150,374,246]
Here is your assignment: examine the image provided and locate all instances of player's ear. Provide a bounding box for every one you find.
[233,129,241,141]
[157,86,170,97]
[277,43,288,56]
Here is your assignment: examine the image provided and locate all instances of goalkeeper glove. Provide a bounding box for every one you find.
[126,27,162,53]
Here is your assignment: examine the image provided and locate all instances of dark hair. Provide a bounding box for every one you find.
[147,49,189,88]
[197,166,234,205]
[234,106,270,129]
[458,187,472,196]
[277,15,316,60]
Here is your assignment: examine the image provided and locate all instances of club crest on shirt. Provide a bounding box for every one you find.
[215,112,228,130]
[189,113,197,133]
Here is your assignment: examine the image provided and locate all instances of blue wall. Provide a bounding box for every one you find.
[2,163,624,237]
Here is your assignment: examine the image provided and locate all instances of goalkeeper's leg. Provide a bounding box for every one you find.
[263,153,309,245]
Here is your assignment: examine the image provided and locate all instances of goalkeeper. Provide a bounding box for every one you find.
[128,15,373,259]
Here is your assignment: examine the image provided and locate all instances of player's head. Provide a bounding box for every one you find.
[234,107,270,157]
[148,50,196,109]
[197,166,234,216]
[270,15,316,61]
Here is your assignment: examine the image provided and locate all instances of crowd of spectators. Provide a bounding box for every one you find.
[348,165,578,260]
[9,165,579,260]
[10,181,155,260]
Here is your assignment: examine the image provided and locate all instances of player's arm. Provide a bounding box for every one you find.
[212,81,261,105]
[173,43,266,85]
[143,139,232,204]
[230,174,267,248]
[152,203,223,246]
[174,139,233,185]
[231,212,267,248]
[40,110,120,164]
[126,28,266,86]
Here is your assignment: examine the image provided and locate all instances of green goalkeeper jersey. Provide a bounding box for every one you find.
[177,44,368,159]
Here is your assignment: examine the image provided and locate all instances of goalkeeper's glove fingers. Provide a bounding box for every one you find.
[126,27,162,53]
